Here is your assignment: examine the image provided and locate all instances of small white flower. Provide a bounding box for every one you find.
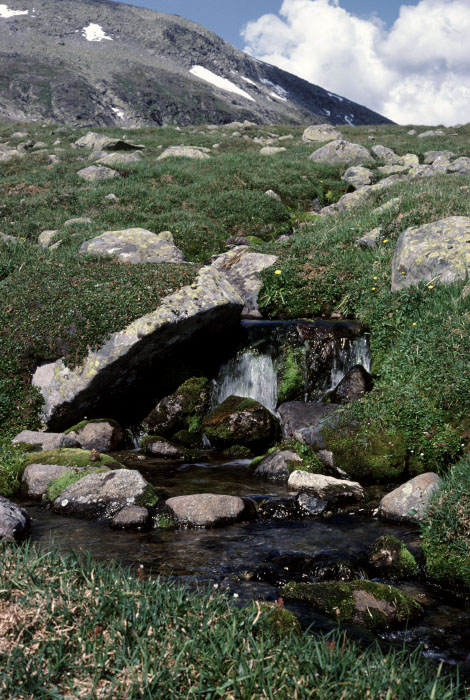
[233,593,239,598]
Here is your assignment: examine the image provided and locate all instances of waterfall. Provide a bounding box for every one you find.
[212,350,278,413]
[126,427,147,450]
[327,335,371,392]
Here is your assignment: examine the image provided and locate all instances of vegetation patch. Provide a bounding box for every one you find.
[23,448,123,470]
[45,468,109,503]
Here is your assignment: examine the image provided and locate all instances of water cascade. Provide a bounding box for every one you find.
[327,335,371,393]
[212,350,278,413]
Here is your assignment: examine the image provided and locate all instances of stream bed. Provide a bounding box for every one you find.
[21,452,470,672]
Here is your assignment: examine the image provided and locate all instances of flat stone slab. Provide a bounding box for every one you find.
[391,216,470,290]
[79,229,185,264]
[379,473,441,524]
[12,430,79,450]
[0,496,30,541]
[165,493,245,528]
[288,471,364,502]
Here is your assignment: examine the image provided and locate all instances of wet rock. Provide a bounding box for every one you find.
[371,144,400,164]
[302,124,342,143]
[65,420,124,452]
[283,580,423,631]
[447,157,470,174]
[379,473,441,524]
[74,132,144,151]
[391,217,470,291]
[211,246,278,317]
[288,470,364,503]
[342,166,373,189]
[79,229,185,264]
[328,365,373,404]
[369,535,419,579]
[12,430,79,450]
[0,496,30,541]
[53,469,157,520]
[110,505,151,530]
[32,267,243,430]
[309,140,372,166]
[295,493,329,516]
[77,165,120,182]
[144,376,210,438]
[278,401,339,440]
[157,146,210,160]
[258,550,367,586]
[253,449,303,483]
[203,396,279,452]
[22,463,70,499]
[165,493,245,528]
[142,437,185,459]
[256,496,299,520]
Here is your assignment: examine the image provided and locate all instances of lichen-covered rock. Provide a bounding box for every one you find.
[38,230,60,248]
[253,450,303,483]
[302,124,342,143]
[22,463,70,499]
[257,604,301,639]
[288,471,364,502]
[23,448,123,470]
[74,133,144,151]
[144,377,210,438]
[0,496,30,541]
[110,505,151,530]
[165,493,245,528]
[342,166,373,189]
[203,396,279,451]
[53,469,157,520]
[447,157,470,174]
[369,535,419,578]
[282,580,423,631]
[157,146,210,160]
[310,139,372,166]
[398,153,419,167]
[97,152,142,166]
[211,246,278,317]
[391,217,470,291]
[80,229,185,264]
[379,473,441,524]
[424,150,455,164]
[65,420,124,452]
[77,165,121,182]
[371,144,400,164]
[32,267,243,430]
[376,164,408,175]
[328,365,373,404]
[12,430,79,450]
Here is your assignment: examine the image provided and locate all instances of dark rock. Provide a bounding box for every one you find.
[165,493,245,528]
[65,420,124,452]
[253,550,367,587]
[253,449,303,483]
[379,473,441,524]
[295,492,329,516]
[278,401,340,440]
[256,496,299,521]
[328,364,373,404]
[110,505,151,530]
[0,496,30,541]
[203,395,279,451]
[144,377,210,438]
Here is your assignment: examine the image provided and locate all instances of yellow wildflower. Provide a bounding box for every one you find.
[428,285,434,289]
[274,269,282,275]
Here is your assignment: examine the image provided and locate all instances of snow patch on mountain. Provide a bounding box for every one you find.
[82,23,113,42]
[189,66,255,102]
[0,4,28,17]
[328,92,344,102]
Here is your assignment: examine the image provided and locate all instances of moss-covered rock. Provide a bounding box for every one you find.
[144,376,210,440]
[257,603,302,639]
[45,467,109,503]
[23,448,123,470]
[369,536,419,579]
[283,580,423,631]
[203,395,279,452]
[221,444,252,459]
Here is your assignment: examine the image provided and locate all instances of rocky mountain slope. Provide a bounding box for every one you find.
[0,0,393,127]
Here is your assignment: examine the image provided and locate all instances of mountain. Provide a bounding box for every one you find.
[0,0,393,127]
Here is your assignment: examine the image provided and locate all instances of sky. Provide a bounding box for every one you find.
[117,0,470,126]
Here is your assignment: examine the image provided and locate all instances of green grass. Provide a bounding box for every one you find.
[0,542,463,699]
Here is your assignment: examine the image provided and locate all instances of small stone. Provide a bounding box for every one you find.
[157,146,210,160]
[77,165,120,182]
[64,217,92,226]
[260,147,286,155]
[354,227,382,249]
[38,230,60,248]
[253,450,303,483]
[110,505,150,530]
[104,193,119,201]
[265,189,281,201]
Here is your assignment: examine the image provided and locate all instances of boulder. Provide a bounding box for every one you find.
[417,130,445,138]
[342,166,373,189]
[165,493,245,528]
[283,580,422,631]
[376,164,408,175]
[157,146,210,160]
[379,473,441,524]
[144,377,210,437]
[110,505,151,530]
[328,365,373,404]
[309,140,372,166]
[77,165,120,182]
[302,124,342,143]
[142,438,184,459]
[53,469,157,520]
[0,497,29,541]
[32,267,243,430]
[79,229,185,264]
[278,401,340,445]
[65,420,124,452]
[12,430,79,450]
[447,157,470,174]
[424,150,455,164]
[97,152,142,166]
[22,463,70,499]
[391,217,470,291]
[398,154,419,167]
[203,396,279,452]
[74,133,144,151]
[288,470,364,502]
[260,146,286,155]
[371,144,400,164]
[211,246,278,317]
[253,450,303,483]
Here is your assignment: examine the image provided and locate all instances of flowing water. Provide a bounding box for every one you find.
[212,350,278,413]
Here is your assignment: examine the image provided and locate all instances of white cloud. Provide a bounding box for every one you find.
[242,0,470,125]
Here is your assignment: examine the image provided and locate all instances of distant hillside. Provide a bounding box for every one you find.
[0,0,393,127]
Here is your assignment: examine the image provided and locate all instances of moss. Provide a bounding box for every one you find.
[64,418,121,434]
[370,536,419,578]
[13,442,42,453]
[153,508,176,529]
[221,444,252,459]
[24,448,123,469]
[45,468,109,502]
[257,604,302,639]
[277,348,304,404]
[136,483,159,508]
[283,580,422,632]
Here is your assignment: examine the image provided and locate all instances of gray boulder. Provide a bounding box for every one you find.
[97,152,143,166]
[38,230,60,248]
[157,146,210,160]
[302,124,342,143]
[310,140,372,166]
[0,496,30,541]
[379,473,441,524]
[448,157,470,174]
[260,146,286,155]
[417,130,445,138]
[74,133,144,151]
[12,430,79,450]
[165,493,245,528]
[424,150,455,164]
[371,144,400,164]
[342,166,373,189]
[278,401,339,440]
[398,154,419,167]
[391,216,470,291]
[79,229,185,264]
[32,267,243,430]
[110,505,150,530]
[211,246,278,317]
[253,450,303,483]
[288,471,364,502]
[65,420,124,452]
[22,463,70,499]
[53,469,156,520]
[77,165,120,182]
